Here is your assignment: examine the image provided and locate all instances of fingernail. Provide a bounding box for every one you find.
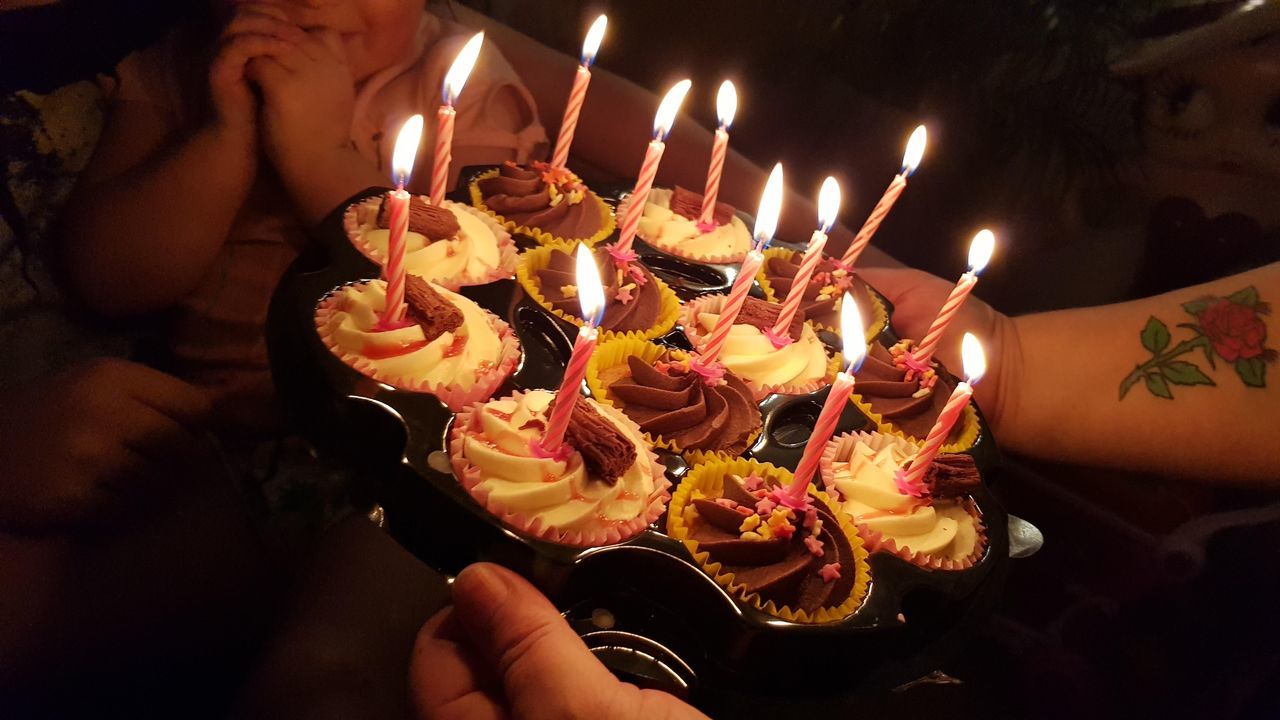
[454,563,507,609]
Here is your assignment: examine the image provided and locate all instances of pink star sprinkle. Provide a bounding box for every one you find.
[803,507,819,528]
[742,474,764,491]
[819,563,842,582]
[615,285,634,304]
[755,497,776,515]
[804,536,825,557]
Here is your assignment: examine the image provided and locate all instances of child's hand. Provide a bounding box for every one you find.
[0,359,215,534]
[247,27,357,184]
[208,2,306,137]
[857,267,1022,433]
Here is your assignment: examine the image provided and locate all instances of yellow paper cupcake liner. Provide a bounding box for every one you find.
[678,294,844,400]
[585,337,762,461]
[516,244,681,342]
[469,167,617,248]
[847,391,982,453]
[755,246,889,343]
[666,457,870,624]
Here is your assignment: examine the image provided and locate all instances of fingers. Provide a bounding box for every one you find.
[856,266,942,307]
[224,11,306,45]
[310,28,347,62]
[107,361,213,431]
[410,608,507,720]
[449,563,617,712]
[211,32,298,90]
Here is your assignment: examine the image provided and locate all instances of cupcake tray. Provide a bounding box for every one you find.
[266,169,1010,706]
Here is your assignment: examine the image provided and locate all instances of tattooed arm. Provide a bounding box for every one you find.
[860,262,1280,485]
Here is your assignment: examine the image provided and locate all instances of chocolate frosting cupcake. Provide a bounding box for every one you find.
[535,247,663,333]
[476,161,607,241]
[601,355,761,455]
[689,473,857,614]
[764,255,877,330]
[854,342,963,442]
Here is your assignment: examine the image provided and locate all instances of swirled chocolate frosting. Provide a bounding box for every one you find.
[854,342,963,441]
[764,256,876,330]
[689,474,856,613]
[477,161,606,240]
[535,247,662,333]
[602,354,761,454]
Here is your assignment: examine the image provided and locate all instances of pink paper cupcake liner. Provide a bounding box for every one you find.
[819,430,988,571]
[614,191,749,264]
[448,390,671,548]
[342,196,517,291]
[679,293,840,399]
[314,280,521,412]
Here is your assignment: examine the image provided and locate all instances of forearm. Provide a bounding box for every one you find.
[1002,262,1280,484]
[62,124,255,316]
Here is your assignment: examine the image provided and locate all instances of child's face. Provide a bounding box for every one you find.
[228,0,424,81]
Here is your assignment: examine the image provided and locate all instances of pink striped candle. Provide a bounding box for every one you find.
[700,249,763,363]
[550,15,606,169]
[381,114,424,325]
[840,125,927,267]
[900,333,985,488]
[913,229,995,365]
[783,293,866,504]
[540,244,606,453]
[614,79,691,254]
[430,32,484,205]
[771,177,840,337]
[698,81,736,226]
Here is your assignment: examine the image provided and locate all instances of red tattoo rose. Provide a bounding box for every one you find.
[1199,298,1266,362]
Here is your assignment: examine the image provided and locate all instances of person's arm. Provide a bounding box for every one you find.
[452,6,902,268]
[860,262,1280,485]
[59,7,303,316]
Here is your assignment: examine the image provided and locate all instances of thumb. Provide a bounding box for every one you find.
[451,563,618,712]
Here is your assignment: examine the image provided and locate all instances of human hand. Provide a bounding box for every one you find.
[410,563,709,720]
[247,26,356,186]
[208,1,305,139]
[0,359,215,534]
[858,267,1022,433]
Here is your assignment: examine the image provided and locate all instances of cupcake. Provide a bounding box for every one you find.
[470,161,616,246]
[681,295,837,398]
[343,193,516,290]
[620,186,753,264]
[586,337,762,461]
[517,245,681,340]
[821,431,986,571]
[449,389,669,547]
[666,459,870,623]
[757,247,888,341]
[315,275,520,411]
[850,339,980,451]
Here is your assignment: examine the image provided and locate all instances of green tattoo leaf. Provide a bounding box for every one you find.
[1236,357,1266,388]
[1181,299,1211,316]
[1227,286,1259,307]
[1161,361,1214,386]
[1119,372,1143,400]
[1141,316,1171,354]
[1144,373,1173,399]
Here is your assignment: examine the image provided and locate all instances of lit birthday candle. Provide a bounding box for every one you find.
[539,244,607,453]
[698,80,737,229]
[380,114,424,325]
[613,79,693,254]
[899,333,985,490]
[769,176,840,343]
[550,14,607,169]
[840,125,926,267]
[430,32,484,205]
[783,293,867,505]
[912,229,995,366]
[699,162,783,364]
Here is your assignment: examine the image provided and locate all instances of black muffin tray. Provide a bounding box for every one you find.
[266,167,1009,708]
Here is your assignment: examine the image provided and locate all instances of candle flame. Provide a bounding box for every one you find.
[574,243,606,327]
[901,124,927,176]
[967,228,995,274]
[961,332,986,384]
[752,162,784,249]
[442,32,484,105]
[390,114,424,187]
[840,293,867,372]
[716,80,737,128]
[653,79,692,140]
[581,14,607,66]
[817,176,841,233]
